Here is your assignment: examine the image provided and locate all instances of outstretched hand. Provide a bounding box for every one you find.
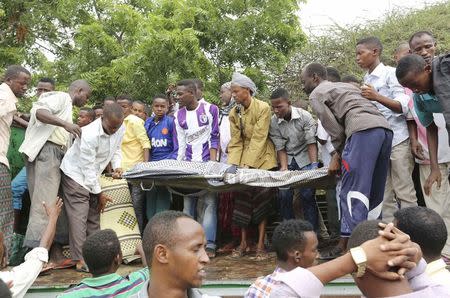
[43,197,64,220]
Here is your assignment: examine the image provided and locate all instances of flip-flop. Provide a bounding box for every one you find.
[51,259,77,270]
[253,249,270,262]
[230,246,246,258]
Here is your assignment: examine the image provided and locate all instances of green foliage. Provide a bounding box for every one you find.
[1,0,305,106]
[277,1,450,100]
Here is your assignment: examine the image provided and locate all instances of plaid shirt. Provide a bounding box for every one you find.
[244,267,286,298]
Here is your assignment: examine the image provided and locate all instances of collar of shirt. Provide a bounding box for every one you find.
[242,97,255,115]
[277,107,302,124]
[365,62,386,79]
[80,273,123,288]
[94,118,108,137]
[425,259,447,276]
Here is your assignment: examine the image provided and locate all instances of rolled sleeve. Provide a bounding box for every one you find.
[302,112,317,144]
[269,118,287,151]
[387,70,410,115]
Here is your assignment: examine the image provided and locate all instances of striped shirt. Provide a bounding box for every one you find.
[309,81,391,153]
[175,102,219,162]
[59,268,149,298]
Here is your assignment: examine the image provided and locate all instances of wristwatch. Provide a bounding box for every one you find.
[350,247,367,277]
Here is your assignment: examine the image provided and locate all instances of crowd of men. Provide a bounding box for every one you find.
[0,28,450,297]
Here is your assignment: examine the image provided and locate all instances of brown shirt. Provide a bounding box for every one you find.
[228,98,277,170]
[309,81,391,153]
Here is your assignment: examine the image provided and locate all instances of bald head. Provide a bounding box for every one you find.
[68,79,92,107]
[102,102,124,135]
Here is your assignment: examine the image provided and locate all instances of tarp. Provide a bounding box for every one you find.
[124,160,336,193]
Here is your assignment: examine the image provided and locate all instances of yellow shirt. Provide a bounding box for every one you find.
[121,114,151,171]
[425,258,450,286]
[228,98,277,170]
[48,126,70,146]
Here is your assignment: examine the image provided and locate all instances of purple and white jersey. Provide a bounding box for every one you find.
[175,102,219,162]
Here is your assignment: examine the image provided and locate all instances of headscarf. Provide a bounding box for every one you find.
[231,72,257,95]
[221,81,232,90]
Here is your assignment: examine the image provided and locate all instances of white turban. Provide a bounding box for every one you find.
[231,73,257,95]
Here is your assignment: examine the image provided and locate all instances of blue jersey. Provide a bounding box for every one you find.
[144,115,178,161]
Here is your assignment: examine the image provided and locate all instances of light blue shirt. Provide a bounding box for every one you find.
[364,63,410,147]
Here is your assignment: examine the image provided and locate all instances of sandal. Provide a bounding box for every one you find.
[51,259,77,270]
[206,248,216,259]
[253,249,269,261]
[319,246,344,260]
[230,246,246,258]
[39,265,53,276]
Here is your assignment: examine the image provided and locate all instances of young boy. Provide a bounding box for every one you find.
[116,95,151,234]
[269,88,319,226]
[245,219,318,298]
[396,54,450,194]
[77,107,95,127]
[174,79,219,258]
[356,37,416,223]
[132,100,147,121]
[144,95,178,219]
[300,62,392,258]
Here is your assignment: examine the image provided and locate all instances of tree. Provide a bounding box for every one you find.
[1,0,306,104]
[275,1,450,101]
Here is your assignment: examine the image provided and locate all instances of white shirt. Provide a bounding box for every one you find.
[219,114,231,163]
[316,120,335,167]
[0,247,48,298]
[0,83,18,168]
[175,102,220,162]
[60,118,125,194]
[364,63,410,147]
[19,91,73,162]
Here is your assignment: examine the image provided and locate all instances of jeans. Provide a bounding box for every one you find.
[12,167,27,210]
[183,192,217,250]
[146,186,171,219]
[130,184,146,234]
[278,159,319,231]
